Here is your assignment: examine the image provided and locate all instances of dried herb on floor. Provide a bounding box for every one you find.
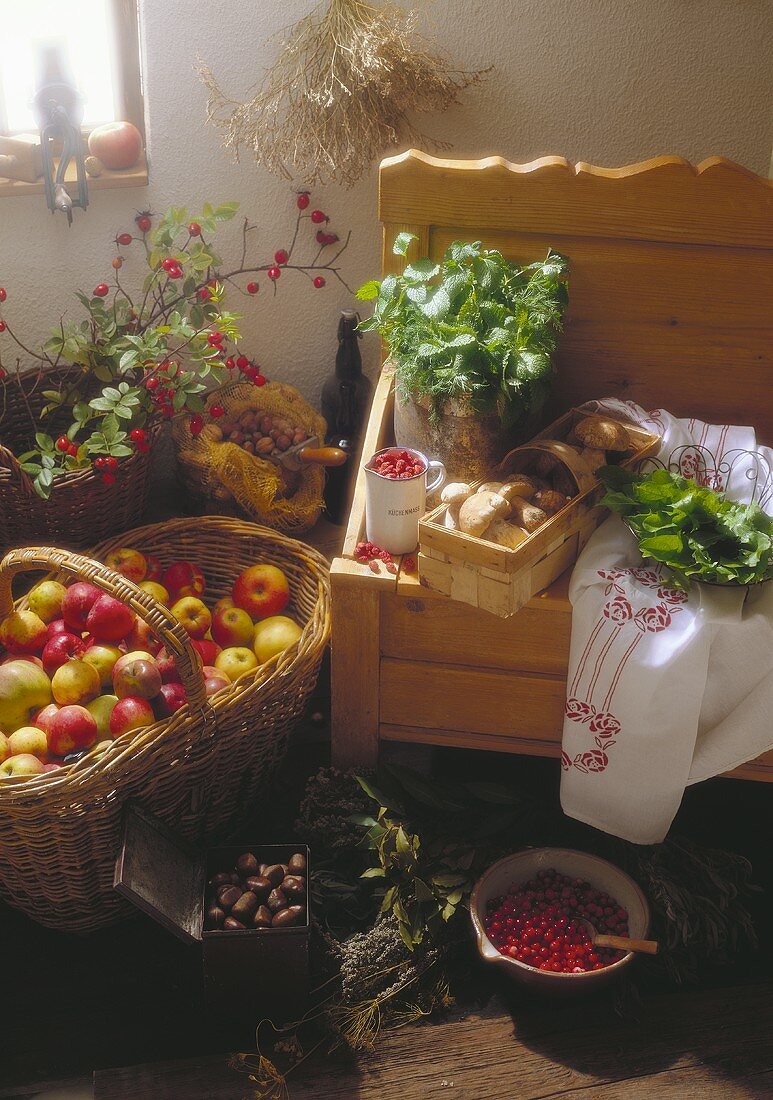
[198,0,489,187]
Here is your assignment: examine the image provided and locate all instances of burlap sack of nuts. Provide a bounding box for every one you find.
[172,380,327,534]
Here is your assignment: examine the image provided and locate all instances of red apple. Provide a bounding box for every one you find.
[154,682,187,718]
[105,547,147,583]
[34,703,60,734]
[8,725,48,759]
[113,655,162,700]
[211,596,235,616]
[0,753,46,778]
[156,648,181,684]
[87,121,143,170]
[61,582,102,632]
[109,695,155,736]
[191,638,221,666]
[123,616,160,655]
[86,594,136,644]
[43,762,62,772]
[171,597,211,639]
[49,704,98,756]
[113,649,154,676]
[145,554,163,582]
[28,580,67,623]
[211,606,254,648]
[214,646,258,682]
[0,660,52,733]
[47,619,72,639]
[1,654,44,669]
[51,659,101,706]
[42,631,87,675]
[0,609,48,655]
[203,667,230,696]
[163,561,205,601]
[232,564,289,621]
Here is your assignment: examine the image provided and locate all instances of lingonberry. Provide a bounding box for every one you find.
[316,230,339,246]
[225,357,236,369]
[56,436,70,452]
[0,368,5,379]
[117,232,133,246]
[313,276,326,289]
[0,321,5,333]
[145,376,159,391]
[0,288,7,302]
[274,249,289,265]
[188,222,201,236]
[94,457,106,470]
[67,442,78,457]
[198,287,212,301]
[236,355,249,370]
[101,472,116,486]
[267,266,281,281]
[129,428,147,444]
[296,192,310,210]
[112,257,123,270]
[310,210,327,224]
[161,258,178,272]
[104,456,118,472]
[210,404,224,418]
[246,281,259,294]
[207,331,223,346]
[93,283,109,298]
[190,414,204,436]
[135,213,152,233]
[253,374,267,387]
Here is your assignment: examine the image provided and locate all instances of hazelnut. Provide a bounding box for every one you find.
[267,888,288,913]
[245,875,272,900]
[242,441,255,454]
[253,905,273,928]
[264,864,285,886]
[260,416,273,434]
[223,917,246,931]
[217,885,242,911]
[256,437,274,455]
[293,428,307,444]
[237,853,260,878]
[231,890,259,922]
[229,431,244,445]
[288,853,307,874]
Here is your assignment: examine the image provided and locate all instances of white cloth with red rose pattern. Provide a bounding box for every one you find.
[560,400,773,844]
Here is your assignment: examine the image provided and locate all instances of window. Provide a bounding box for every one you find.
[0,0,145,192]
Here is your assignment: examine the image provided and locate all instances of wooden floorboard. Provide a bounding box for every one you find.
[92,981,773,1100]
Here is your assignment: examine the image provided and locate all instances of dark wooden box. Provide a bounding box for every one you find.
[114,805,309,1023]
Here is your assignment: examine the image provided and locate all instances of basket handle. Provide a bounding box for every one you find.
[0,443,37,497]
[0,546,213,725]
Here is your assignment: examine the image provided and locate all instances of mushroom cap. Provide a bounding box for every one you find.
[533,489,570,516]
[509,496,549,533]
[441,482,473,508]
[574,416,630,451]
[486,519,528,549]
[500,474,537,501]
[478,481,504,495]
[458,490,511,537]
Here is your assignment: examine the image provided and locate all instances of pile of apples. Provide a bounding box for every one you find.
[0,547,302,780]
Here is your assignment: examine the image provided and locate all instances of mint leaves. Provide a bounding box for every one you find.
[601,466,773,586]
[357,239,568,427]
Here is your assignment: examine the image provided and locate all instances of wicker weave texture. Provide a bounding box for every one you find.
[0,517,330,932]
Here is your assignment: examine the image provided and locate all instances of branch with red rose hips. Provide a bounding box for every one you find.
[0,192,352,497]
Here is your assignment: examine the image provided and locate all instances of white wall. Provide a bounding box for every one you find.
[1,0,771,401]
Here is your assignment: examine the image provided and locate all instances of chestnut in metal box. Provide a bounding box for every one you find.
[470,848,650,994]
[114,804,309,1022]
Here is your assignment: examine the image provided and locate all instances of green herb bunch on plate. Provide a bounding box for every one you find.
[601,466,773,587]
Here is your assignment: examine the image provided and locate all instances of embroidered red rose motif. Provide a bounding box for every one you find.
[589,712,621,740]
[565,698,596,722]
[604,595,633,624]
[573,749,609,773]
[631,567,661,588]
[561,751,572,771]
[657,585,688,604]
[634,602,675,632]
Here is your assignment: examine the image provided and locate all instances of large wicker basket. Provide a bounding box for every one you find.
[0,365,158,553]
[0,517,330,932]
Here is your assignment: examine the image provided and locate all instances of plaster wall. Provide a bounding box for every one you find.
[0,0,771,398]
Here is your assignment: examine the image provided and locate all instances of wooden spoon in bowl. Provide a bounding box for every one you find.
[579,918,659,955]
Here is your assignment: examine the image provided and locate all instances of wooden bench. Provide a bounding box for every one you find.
[330,151,773,781]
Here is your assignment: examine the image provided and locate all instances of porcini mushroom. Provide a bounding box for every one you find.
[486,519,528,548]
[458,490,511,538]
[533,489,570,516]
[441,482,473,529]
[508,496,548,533]
[574,416,630,452]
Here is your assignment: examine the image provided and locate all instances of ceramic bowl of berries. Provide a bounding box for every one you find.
[470,848,650,993]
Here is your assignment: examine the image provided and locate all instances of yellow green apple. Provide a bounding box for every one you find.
[214,646,258,682]
[105,546,147,583]
[139,580,170,604]
[83,644,122,688]
[28,580,67,623]
[86,694,118,738]
[8,726,48,759]
[0,609,48,655]
[0,660,52,733]
[252,616,302,664]
[51,659,101,706]
[0,753,46,778]
[171,596,211,639]
[0,732,10,765]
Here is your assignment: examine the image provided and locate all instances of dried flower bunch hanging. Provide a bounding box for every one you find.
[198,0,488,187]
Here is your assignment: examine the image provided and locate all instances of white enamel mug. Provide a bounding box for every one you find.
[364,446,446,555]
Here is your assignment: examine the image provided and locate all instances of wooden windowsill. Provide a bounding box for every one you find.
[0,152,148,198]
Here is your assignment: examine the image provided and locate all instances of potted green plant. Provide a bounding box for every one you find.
[357,235,568,479]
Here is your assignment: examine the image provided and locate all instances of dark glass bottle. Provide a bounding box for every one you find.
[321,310,372,524]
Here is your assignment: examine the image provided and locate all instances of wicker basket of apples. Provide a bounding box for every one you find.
[0,516,329,932]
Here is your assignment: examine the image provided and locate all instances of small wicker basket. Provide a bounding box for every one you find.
[0,517,330,932]
[0,366,158,553]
